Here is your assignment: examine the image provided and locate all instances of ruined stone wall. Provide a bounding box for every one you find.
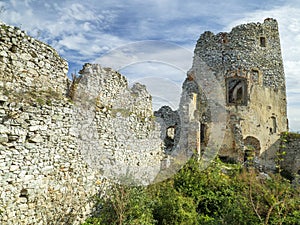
[0,22,68,95]
[0,70,164,223]
[195,18,285,89]
[75,64,164,186]
[185,18,288,170]
[0,97,103,224]
[279,133,300,177]
[0,22,164,224]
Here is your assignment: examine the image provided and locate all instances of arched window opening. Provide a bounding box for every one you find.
[226,78,247,105]
[164,126,175,152]
[244,136,261,163]
[251,69,259,83]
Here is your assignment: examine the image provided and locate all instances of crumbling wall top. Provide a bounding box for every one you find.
[0,22,69,96]
[194,18,285,90]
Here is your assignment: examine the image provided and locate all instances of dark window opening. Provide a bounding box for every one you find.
[260,37,266,47]
[251,69,259,83]
[219,156,236,164]
[244,136,261,158]
[220,33,228,44]
[200,123,206,143]
[236,86,243,100]
[226,78,247,105]
[20,189,28,198]
[165,126,175,152]
[270,116,277,134]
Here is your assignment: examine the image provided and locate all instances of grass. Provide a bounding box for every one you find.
[0,86,63,106]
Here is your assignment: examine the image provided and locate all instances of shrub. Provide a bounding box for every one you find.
[83,158,300,225]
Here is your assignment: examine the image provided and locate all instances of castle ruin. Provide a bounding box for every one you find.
[0,18,299,224]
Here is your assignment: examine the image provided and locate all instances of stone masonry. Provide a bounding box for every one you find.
[0,22,165,224]
[74,63,164,186]
[0,22,68,95]
[279,133,300,179]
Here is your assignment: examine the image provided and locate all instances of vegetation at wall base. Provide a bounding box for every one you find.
[83,158,300,225]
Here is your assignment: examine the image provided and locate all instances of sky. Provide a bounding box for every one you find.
[0,0,299,131]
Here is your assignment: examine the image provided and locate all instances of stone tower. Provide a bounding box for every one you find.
[183,18,288,170]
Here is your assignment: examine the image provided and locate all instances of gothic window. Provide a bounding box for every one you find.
[260,37,266,47]
[226,78,247,105]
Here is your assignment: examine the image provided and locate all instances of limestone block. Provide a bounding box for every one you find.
[0,50,8,57]
[38,61,44,67]
[0,124,9,133]
[41,165,54,174]
[10,54,18,60]
[22,175,34,183]
[28,125,40,132]
[12,60,24,68]
[19,204,28,211]
[0,133,8,143]
[9,165,19,172]
[26,61,35,68]
[20,53,32,61]
[28,134,43,143]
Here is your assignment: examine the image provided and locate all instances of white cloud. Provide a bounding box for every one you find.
[95,40,193,72]
[62,3,97,21]
[0,1,123,58]
[60,34,87,47]
[287,106,300,132]
[0,0,299,129]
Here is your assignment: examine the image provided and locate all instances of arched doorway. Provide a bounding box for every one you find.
[243,136,261,162]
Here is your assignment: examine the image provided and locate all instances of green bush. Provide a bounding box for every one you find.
[84,183,154,225]
[174,158,259,225]
[83,158,300,225]
[148,180,198,225]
